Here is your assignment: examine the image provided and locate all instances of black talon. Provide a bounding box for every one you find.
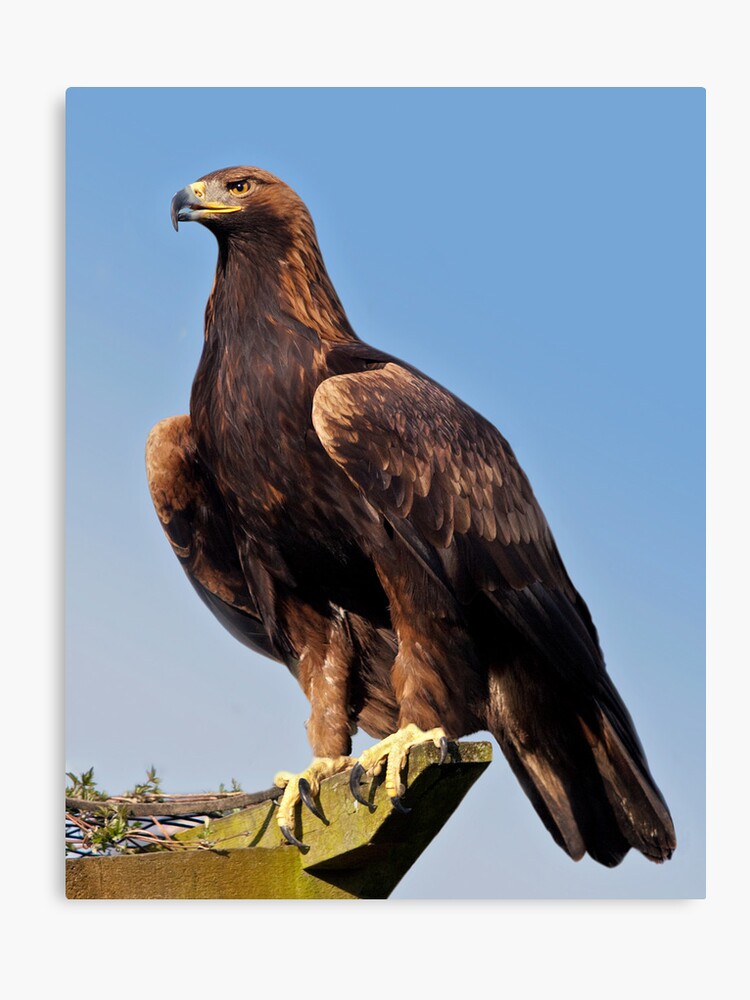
[280,824,309,851]
[349,763,372,807]
[298,778,325,821]
[390,795,411,815]
[438,736,448,764]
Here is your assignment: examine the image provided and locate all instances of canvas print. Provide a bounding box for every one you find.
[65,87,705,899]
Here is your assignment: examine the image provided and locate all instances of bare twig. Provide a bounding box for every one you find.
[65,786,282,818]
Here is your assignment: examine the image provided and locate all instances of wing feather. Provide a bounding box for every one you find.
[146,416,282,663]
[313,363,568,593]
[312,361,606,685]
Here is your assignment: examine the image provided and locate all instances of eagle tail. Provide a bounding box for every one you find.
[487,662,676,867]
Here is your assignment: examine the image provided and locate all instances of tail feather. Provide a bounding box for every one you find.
[497,734,589,862]
[487,660,676,867]
[582,705,676,862]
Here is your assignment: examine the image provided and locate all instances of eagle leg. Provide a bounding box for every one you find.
[348,724,448,812]
[274,756,355,849]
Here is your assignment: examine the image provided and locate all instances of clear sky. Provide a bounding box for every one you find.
[66,87,704,898]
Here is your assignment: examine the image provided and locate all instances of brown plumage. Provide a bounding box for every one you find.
[147,165,676,866]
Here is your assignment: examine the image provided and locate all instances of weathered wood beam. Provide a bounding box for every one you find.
[65,740,492,899]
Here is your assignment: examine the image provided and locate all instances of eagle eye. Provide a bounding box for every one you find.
[227,179,253,195]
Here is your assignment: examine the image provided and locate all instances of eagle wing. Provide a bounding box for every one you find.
[312,359,604,686]
[146,416,283,664]
[312,357,676,865]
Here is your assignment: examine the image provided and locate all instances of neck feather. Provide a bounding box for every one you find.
[206,223,358,346]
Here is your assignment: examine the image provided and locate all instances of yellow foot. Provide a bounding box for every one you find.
[349,724,448,813]
[274,756,354,849]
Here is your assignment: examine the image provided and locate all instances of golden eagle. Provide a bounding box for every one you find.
[147,166,676,866]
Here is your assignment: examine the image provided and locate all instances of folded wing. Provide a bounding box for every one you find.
[146,415,282,663]
[312,358,675,864]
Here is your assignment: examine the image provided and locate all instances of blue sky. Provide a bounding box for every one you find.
[66,87,704,898]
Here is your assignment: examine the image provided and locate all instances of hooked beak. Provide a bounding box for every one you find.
[170,180,242,231]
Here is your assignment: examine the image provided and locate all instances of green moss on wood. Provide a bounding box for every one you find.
[66,740,492,900]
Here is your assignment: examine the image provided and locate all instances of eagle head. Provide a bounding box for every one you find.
[170,166,310,244]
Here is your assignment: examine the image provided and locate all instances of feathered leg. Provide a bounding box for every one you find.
[347,550,481,811]
[274,607,357,847]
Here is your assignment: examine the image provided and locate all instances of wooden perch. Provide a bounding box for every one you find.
[65,740,492,899]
